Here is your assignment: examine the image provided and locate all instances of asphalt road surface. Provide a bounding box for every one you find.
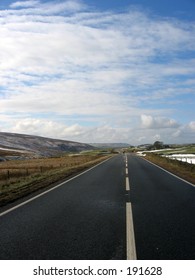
[128,155,195,260]
[0,154,195,260]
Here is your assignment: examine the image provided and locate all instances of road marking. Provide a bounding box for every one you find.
[126,177,130,191]
[126,202,137,260]
[125,156,136,259]
[0,156,113,217]
[126,155,128,168]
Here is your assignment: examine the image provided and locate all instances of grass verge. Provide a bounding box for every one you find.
[145,153,195,185]
[0,155,111,207]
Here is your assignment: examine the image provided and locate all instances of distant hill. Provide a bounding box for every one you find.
[0,132,93,158]
[91,143,131,149]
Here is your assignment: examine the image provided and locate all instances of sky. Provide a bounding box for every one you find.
[0,0,194,145]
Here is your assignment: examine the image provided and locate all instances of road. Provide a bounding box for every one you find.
[128,155,195,260]
[0,154,195,260]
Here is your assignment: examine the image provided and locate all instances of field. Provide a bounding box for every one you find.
[0,153,111,207]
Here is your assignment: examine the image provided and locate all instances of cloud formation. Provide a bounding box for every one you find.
[141,115,180,129]
[0,0,194,144]
[10,1,40,8]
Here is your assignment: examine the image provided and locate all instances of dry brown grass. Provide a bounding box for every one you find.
[0,154,111,207]
[145,153,195,185]
[0,155,97,184]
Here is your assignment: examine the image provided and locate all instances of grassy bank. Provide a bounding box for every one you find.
[0,154,111,207]
[145,153,195,185]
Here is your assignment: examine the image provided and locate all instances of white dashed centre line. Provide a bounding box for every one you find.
[126,176,130,191]
[125,154,137,260]
[126,202,137,260]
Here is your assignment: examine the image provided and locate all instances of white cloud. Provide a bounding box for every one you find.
[0,1,194,144]
[10,1,40,8]
[11,118,84,139]
[188,121,195,132]
[8,0,86,15]
[171,121,195,143]
[141,115,180,129]
[1,114,194,145]
[9,118,131,143]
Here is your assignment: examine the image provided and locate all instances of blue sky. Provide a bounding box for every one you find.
[86,0,195,18]
[0,0,194,144]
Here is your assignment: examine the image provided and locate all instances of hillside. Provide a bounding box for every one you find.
[91,143,131,149]
[0,132,93,159]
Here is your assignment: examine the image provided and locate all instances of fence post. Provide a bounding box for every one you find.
[7,170,10,180]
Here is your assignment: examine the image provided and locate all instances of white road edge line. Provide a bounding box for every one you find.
[143,158,195,187]
[0,156,113,217]
[126,202,137,260]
